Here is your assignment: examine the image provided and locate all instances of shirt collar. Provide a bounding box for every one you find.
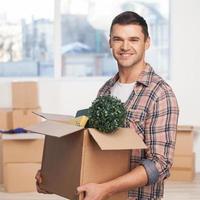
[136,63,154,87]
[109,63,154,88]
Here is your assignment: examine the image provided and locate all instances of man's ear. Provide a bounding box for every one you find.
[145,37,150,50]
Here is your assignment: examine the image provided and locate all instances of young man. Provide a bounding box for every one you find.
[36,11,179,200]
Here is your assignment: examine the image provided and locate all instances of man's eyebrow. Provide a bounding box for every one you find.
[129,36,140,40]
[112,36,122,39]
[111,36,140,40]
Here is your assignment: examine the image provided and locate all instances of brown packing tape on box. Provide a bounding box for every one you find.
[26,112,147,200]
[12,81,39,109]
[3,163,41,192]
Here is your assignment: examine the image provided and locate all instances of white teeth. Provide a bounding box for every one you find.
[120,53,131,57]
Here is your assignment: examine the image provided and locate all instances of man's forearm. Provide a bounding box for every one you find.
[102,165,148,198]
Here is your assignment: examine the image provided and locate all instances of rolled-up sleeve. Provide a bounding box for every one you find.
[141,88,179,184]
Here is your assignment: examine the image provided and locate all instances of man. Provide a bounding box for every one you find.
[36,11,179,200]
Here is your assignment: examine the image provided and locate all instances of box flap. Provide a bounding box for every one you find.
[88,128,147,150]
[1,133,44,140]
[32,112,74,123]
[26,120,83,137]
[177,125,193,132]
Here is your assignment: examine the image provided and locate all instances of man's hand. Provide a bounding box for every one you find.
[35,169,51,194]
[77,183,110,200]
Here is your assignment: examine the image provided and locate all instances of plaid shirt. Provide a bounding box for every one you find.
[97,64,179,200]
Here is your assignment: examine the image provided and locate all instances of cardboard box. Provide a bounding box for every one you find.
[12,107,41,128]
[0,108,13,130]
[27,113,147,200]
[169,168,194,181]
[4,163,41,192]
[1,133,44,163]
[169,153,195,181]
[12,81,39,109]
[0,108,41,130]
[174,126,194,156]
[172,153,195,170]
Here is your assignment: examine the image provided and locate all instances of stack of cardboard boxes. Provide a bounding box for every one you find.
[0,81,44,192]
[1,133,44,192]
[169,125,195,181]
[0,81,41,129]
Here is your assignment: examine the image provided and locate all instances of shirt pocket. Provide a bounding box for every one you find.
[126,108,147,137]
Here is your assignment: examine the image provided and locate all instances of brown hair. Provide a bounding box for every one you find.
[110,11,149,40]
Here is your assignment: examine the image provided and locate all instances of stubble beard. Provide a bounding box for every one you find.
[117,56,143,69]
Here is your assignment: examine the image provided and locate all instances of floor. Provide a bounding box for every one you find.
[0,173,200,200]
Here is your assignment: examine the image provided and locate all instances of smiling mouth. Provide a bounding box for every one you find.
[119,53,133,58]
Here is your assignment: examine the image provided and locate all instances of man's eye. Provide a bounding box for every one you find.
[130,39,139,42]
[113,38,122,42]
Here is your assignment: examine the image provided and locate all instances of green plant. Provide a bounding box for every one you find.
[88,95,126,133]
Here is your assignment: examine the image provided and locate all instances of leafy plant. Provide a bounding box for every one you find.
[88,95,126,133]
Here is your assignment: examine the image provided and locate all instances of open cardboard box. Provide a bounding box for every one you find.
[27,113,147,200]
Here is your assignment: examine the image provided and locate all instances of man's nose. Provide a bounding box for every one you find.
[121,41,130,51]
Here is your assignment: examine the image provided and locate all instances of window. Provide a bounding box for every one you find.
[60,0,170,79]
[0,0,170,78]
[0,0,54,77]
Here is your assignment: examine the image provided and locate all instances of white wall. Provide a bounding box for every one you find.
[170,0,200,126]
[0,0,200,171]
[38,77,107,115]
[170,0,200,172]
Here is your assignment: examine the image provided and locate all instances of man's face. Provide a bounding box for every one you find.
[109,24,150,69]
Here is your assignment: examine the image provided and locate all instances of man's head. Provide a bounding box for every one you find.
[109,11,150,70]
[110,11,149,41]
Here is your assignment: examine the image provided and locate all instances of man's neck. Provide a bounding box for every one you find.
[118,62,147,83]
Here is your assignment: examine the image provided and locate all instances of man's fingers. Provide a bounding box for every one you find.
[35,169,51,194]
[35,170,42,184]
[77,185,85,193]
[36,181,52,194]
[36,182,45,193]
[76,185,87,200]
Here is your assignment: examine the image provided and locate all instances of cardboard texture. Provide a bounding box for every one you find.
[12,107,41,128]
[170,126,195,181]
[27,113,147,200]
[169,153,195,181]
[174,126,194,156]
[172,153,195,170]
[0,108,13,130]
[33,112,73,122]
[170,126,195,182]
[4,163,41,192]
[0,108,41,130]
[2,133,44,163]
[169,168,194,181]
[0,133,44,190]
[12,81,39,109]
